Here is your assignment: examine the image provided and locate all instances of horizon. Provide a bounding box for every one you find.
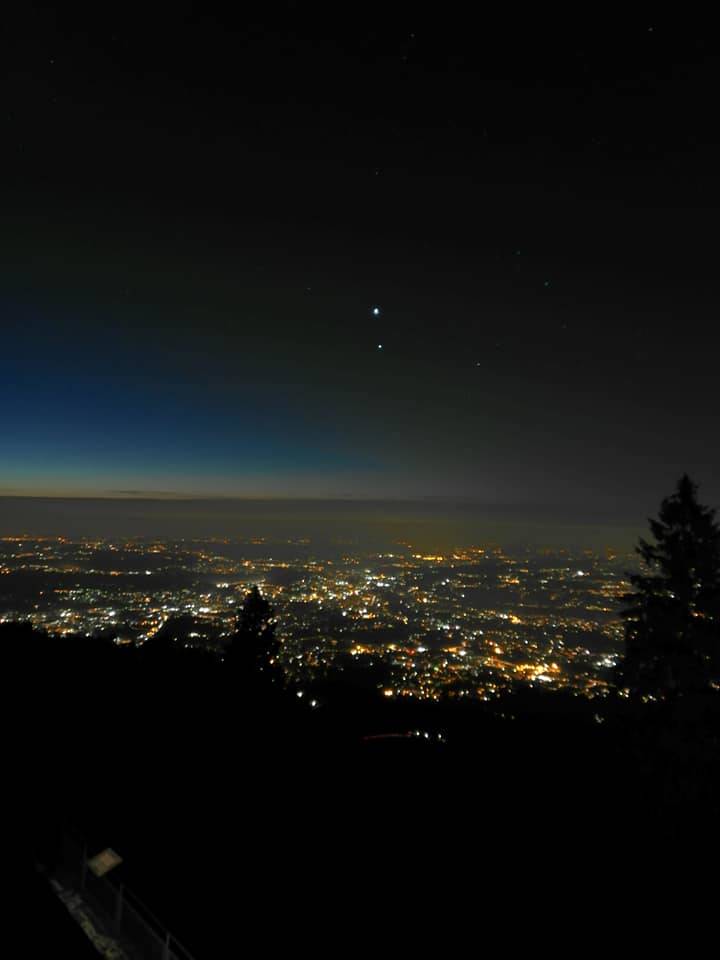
[0,493,651,551]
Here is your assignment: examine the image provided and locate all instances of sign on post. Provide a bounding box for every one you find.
[87,848,123,878]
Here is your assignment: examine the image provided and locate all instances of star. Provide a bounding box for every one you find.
[371,306,381,316]
[377,343,383,350]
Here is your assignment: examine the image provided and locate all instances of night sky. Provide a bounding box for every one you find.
[3,8,719,533]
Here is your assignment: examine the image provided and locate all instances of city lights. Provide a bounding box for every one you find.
[0,536,629,702]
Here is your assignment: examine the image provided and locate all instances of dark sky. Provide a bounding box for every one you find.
[3,7,719,527]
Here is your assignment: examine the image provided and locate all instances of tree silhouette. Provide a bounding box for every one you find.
[226,585,281,687]
[619,474,720,696]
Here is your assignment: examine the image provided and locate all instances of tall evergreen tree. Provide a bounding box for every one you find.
[619,475,720,696]
[226,585,281,686]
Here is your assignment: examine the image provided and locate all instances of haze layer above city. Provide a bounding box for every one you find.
[0,496,645,552]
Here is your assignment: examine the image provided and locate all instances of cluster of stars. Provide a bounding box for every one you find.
[365,255,555,357]
[372,306,383,351]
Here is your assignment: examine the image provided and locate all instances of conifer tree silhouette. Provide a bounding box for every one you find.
[226,585,281,687]
[619,475,720,696]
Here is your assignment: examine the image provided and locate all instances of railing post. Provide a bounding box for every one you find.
[80,843,87,891]
[115,883,124,936]
[163,931,171,960]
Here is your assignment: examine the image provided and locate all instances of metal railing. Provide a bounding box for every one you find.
[61,830,198,960]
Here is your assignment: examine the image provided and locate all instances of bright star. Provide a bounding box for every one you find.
[372,306,381,316]
[377,344,383,350]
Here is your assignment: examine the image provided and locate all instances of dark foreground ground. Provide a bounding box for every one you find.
[11,622,720,955]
